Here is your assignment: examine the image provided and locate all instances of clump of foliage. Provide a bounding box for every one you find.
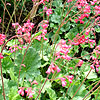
[0,0,100,100]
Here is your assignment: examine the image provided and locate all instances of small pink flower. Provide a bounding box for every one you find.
[65,75,73,83]
[90,1,95,5]
[0,53,4,59]
[23,46,26,48]
[77,60,83,66]
[29,93,33,98]
[0,18,1,23]
[95,65,100,68]
[96,68,99,72]
[62,81,67,87]
[18,39,23,44]
[46,9,52,16]
[42,23,48,29]
[6,3,11,6]
[69,67,73,69]
[67,0,72,3]
[0,34,6,45]
[68,79,72,83]
[46,67,51,74]
[74,19,78,23]
[60,78,67,87]
[80,20,84,24]
[18,87,25,96]
[90,65,94,70]
[44,6,47,11]
[21,64,26,67]
[31,80,38,85]
[85,30,90,35]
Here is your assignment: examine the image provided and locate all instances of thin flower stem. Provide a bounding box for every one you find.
[18,42,31,87]
[84,85,100,100]
[95,88,100,100]
[0,59,6,100]
[64,83,71,98]
[2,0,6,34]
[1,35,20,53]
[0,35,21,100]
[14,0,16,22]
[18,0,26,22]
[71,69,92,100]
[4,0,21,35]
[85,80,99,90]
[82,81,100,100]
[1,0,11,19]
[35,74,49,100]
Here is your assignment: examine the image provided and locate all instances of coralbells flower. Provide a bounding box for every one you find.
[60,78,67,87]
[46,62,61,74]
[0,53,4,59]
[0,34,6,45]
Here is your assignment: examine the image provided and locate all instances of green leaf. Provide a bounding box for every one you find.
[74,45,79,53]
[51,14,61,23]
[46,88,57,100]
[50,23,55,27]
[84,70,97,79]
[2,56,14,70]
[61,22,70,32]
[68,84,88,98]
[95,28,100,32]
[15,47,41,80]
[0,77,9,100]
[9,68,18,82]
[81,50,90,60]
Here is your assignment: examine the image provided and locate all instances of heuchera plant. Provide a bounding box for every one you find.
[0,0,100,100]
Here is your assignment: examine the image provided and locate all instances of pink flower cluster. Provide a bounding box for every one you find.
[60,75,74,87]
[0,34,6,45]
[46,9,52,16]
[75,14,89,24]
[35,20,48,41]
[44,6,52,16]
[31,80,38,85]
[46,62,61,74]
[74,0,91,24]
[94,5,100,15]
[18,87,25,96]
[9,45,21,53]
[69,33,95,48]
[90,0,97,5]
[76,0,89,10]
[55,39,71,61]
[18,87,35,98]
[90,45,100,72]
[88,39,96,48]
[0,34,6,59]
[65,75,74,83]
[25,88,35,98]
[12,19,34,43]
[69,33,86,45]
[18,80,38,98]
